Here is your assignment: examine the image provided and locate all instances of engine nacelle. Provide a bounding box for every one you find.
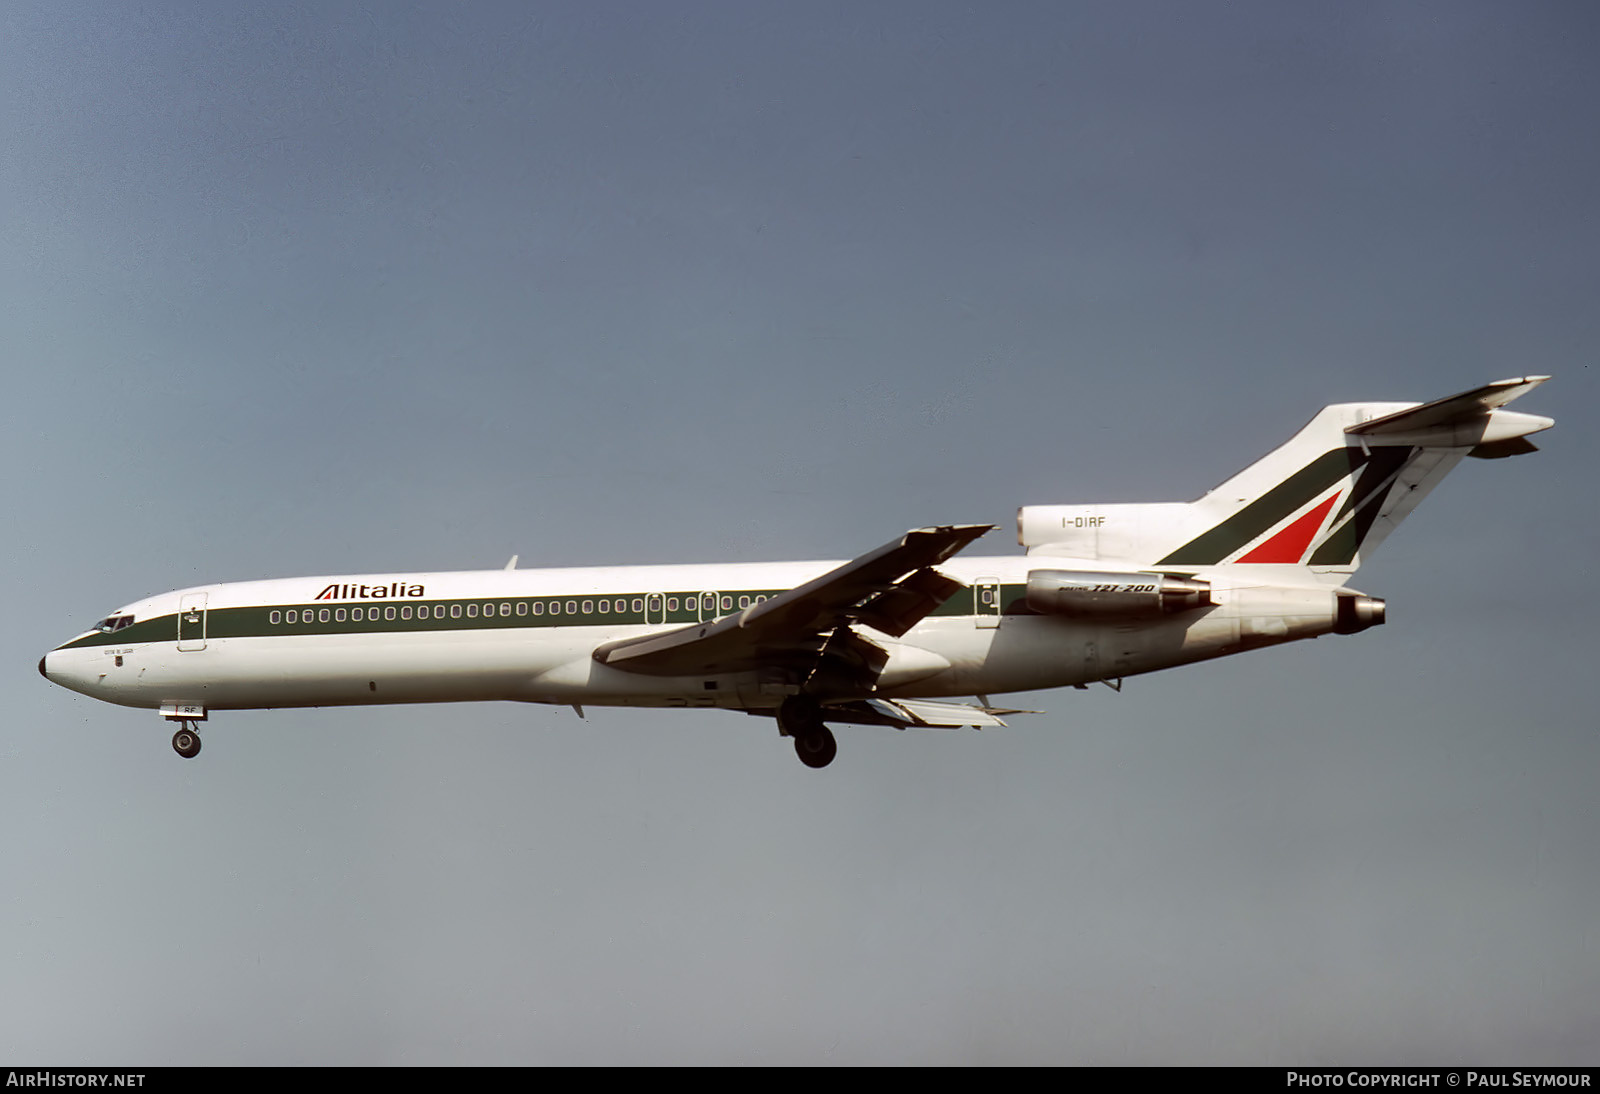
[1025,569,1213,618]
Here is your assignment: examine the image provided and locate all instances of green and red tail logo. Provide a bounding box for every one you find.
[1157,446,1415,566]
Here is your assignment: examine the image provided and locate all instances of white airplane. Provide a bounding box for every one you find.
[40,377,1552,768]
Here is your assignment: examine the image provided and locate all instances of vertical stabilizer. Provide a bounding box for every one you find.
[1019,378,1552,580]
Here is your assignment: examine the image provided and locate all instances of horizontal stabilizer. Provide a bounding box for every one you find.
[1348,375,1552,444]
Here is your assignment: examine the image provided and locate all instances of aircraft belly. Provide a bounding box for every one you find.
[521,656,766,708]
[91,630,599,710]
[881,607,1320,697]
[882,616,1098,697]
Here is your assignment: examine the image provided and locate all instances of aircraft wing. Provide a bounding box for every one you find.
[591,525,992,678]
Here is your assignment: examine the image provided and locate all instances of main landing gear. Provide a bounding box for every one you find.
[171,721,202,759]
[777,697,837,769]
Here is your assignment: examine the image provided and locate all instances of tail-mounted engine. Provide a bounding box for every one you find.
[1025,570,1213,618]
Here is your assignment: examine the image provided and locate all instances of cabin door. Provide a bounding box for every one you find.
[177,593,208,651]
[974,579,1001,629]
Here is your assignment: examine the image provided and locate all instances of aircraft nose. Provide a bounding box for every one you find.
[39,648,72,686]
[39,646,99,698]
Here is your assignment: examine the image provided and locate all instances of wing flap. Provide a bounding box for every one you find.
[865,698,1018,728]
[851,567,967,638]
[804,697,1034,729]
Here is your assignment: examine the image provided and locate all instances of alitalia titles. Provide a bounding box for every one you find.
[314,583,426,601]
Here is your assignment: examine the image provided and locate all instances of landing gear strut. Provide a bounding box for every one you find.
[777,696,837,769]
[171,722,201,759]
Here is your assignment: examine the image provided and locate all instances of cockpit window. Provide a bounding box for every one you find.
[95,614,135,634]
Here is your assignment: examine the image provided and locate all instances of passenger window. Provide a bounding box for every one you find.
[384,606,396,621]
[467,604,477,618]
[270,610,282,625]
[500,603,510,617]
[286,610,297,624]
[335,608,347,622]
[667,597,678,612]
[582,600,592,614]
[450,604,462,619]
[632,598,643,613]
[401,606,412,620]
[516,602,527,616]
[566,600,577,615]
[532,601,544,615]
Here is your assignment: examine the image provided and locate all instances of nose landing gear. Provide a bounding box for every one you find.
[171,722,201,759]
[160,706,208,759]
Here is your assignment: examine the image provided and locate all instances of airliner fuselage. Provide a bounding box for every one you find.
[40,553,1351,710]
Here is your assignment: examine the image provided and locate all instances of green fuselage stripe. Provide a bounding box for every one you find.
[63,584,1034,650]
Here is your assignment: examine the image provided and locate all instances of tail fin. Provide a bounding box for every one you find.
[1019,377,1553,580]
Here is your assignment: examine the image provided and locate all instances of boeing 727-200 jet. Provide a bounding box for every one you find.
[40,377,1553,768]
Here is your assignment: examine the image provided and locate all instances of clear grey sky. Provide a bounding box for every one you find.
[3,0,1596,1064]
